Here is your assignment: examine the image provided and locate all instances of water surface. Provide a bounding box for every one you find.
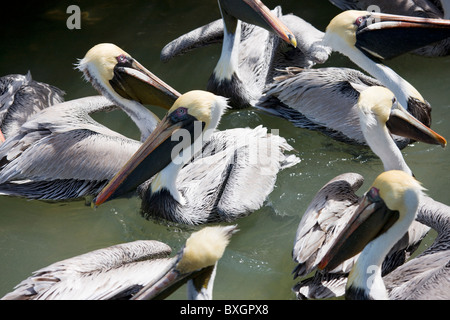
[0,0,449,300]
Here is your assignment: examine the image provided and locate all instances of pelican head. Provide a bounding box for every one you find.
[318,170,424,273]
[218,0,297,47]
[325,10,450,62]
[132,225,238,300]
[77,43,180,109]
[93,90,230,206]
[357,86,447,148]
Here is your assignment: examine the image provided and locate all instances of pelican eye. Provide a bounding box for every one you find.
[354,15,370,28]
[367,187,381,202]
[176,107,187,117]
[170,107,189,122]
[116,54,132,66]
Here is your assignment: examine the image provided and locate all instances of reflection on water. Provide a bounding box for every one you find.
[0,0,449,300]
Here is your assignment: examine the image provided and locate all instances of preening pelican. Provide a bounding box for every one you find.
[329,0,450,56]
[0,72,65,141]
[160,0,330,109]
[292,87,446,299]
[93,90,299,225]
[318,170,450,300]
[0,43,179,200]
[2,225,237,300]
[257,10,450,147]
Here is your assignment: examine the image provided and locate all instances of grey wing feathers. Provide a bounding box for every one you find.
[0,131,141,199]
[2,240,172,300]
[292,172,364,278]
[0,72,65,138]
[0,130,140,182]
[212,126,299,220]
[384,251,450,300]
[257,67,384,145]
[180,126,299,223]
[0,96,139,199]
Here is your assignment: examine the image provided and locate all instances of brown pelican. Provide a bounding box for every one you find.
[292,86,446,299]
[2,225,237,300]
[318,170,450,300]
[257,10,450,147]
[93,90,299,225]
[160,0,331,109]
[77,43,180,142]
[328,0,450,56]
[0,72,65,140]
[0,43,179,200]
[323,10,450,121]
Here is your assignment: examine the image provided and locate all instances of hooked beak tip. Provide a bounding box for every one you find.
[289,34,297,48]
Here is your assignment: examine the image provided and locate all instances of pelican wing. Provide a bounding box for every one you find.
[2,240,173,300]
[292,172,364,278]
[257,67,387,145]
[0,72,65,138]
[384,251,450,300]
[173,126,299,224]
[0,96,140,199]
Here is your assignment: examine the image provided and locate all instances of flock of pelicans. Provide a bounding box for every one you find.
[0,0,450,300]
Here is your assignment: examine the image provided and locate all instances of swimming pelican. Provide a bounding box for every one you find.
[93,90,299,225]
[328,0,450,56]
[292,86,446,299]
[0,72,65,141]
[323,10,450,121]
[318,170,450,300]
[257,10,450,147]
[160,0,330,109]
[0,43,179,200]
[2,225,237,300]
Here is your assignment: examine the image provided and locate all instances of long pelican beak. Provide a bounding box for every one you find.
[131,262,216,300]
[219,0,297,47]
[110,58,181,109]
[0,129,5,143]
[318,187,399,272]
[387,100,447,147]
[355,12,450,60]
[93,111,201,206]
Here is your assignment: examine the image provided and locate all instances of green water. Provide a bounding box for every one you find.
[0,0,448,300]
